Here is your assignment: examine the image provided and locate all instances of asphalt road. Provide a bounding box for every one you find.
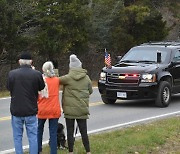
[0,87,180,153]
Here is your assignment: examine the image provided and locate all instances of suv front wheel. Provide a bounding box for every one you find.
[155,81,171,107]
[101,96,116,104]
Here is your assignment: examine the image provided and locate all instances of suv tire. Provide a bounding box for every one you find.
[155,81,171,107]
[101,96,116,104]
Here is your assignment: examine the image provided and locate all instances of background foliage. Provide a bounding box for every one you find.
[0,0,179,90]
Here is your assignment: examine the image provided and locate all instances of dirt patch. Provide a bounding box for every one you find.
[152,136,180,154]
[151,115,180,154]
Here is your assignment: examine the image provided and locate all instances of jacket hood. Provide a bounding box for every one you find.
[69,68,87,80]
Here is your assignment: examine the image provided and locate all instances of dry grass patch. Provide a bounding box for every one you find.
[0,90,10,98]
[92,80,98,87]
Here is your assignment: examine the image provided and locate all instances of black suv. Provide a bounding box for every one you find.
[98,42,180,107]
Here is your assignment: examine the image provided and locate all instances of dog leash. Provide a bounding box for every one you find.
[74,123,78,141]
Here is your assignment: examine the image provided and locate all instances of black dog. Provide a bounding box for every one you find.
[57,123,67,149]
[49,123,67,149]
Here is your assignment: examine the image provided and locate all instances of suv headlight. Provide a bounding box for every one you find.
[141,74,156,83]
[100,72,106,81]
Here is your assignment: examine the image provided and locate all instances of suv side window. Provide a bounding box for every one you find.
[173,50,180,62]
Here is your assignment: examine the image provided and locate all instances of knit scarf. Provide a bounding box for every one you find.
[39,75,49,98]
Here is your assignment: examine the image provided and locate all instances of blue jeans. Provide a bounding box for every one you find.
[11,115,38,154]
[38,118,58,154]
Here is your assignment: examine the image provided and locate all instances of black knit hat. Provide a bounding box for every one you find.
[20,52,32,60]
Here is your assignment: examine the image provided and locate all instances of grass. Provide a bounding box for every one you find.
[0,90,10,98]
[39,116,180,154]
[91,81,98,87]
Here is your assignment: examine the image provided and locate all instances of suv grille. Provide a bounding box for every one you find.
[107,73,140,84]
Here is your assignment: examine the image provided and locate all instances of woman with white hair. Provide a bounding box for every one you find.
[37,61,61,154]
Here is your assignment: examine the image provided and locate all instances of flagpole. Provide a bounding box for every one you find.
[105,48,106,67]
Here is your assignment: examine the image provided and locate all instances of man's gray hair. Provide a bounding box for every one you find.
[19,59,32,66]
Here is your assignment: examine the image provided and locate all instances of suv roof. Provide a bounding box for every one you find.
[140,41,180,49]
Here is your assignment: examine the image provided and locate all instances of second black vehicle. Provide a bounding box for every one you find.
[98,42,180,107]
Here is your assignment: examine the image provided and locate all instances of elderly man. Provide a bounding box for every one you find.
[7,52,45,154]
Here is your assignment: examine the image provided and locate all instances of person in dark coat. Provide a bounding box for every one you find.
[7,52,45,154]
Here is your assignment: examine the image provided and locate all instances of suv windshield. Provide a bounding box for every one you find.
[120,47,170,64]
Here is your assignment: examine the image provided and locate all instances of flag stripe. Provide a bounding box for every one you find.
[105,51,111,66]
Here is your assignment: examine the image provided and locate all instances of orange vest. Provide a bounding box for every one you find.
[38,77,61,119]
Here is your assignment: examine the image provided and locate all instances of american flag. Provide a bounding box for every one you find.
[105,50,111,67]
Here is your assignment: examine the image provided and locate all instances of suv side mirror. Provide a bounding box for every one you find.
[157,52,161,63]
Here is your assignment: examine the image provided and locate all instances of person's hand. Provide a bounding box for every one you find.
[31,65,35,70]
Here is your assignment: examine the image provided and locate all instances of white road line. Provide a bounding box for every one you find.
[1,110,180,154]
[0,97,10,100]
[87,110,180,135]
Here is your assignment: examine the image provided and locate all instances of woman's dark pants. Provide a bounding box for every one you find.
[65,118,90,152]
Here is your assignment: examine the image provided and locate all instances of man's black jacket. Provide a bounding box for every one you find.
[7,65,45,117]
